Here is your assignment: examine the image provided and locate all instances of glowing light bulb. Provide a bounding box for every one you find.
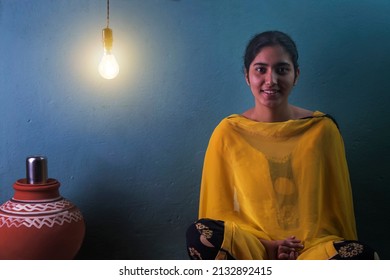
[99,50,119,79]
[98,28,119,79]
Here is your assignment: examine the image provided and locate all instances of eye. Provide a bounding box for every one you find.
[255,66,267,74]
[276,67,291,75]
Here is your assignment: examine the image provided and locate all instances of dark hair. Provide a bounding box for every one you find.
[244,31,299,75]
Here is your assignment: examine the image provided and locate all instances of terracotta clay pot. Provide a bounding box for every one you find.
[0,156,85,259]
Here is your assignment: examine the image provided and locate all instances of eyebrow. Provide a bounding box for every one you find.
[253,62,292,67]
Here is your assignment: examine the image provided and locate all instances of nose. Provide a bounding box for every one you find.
[265,70,277,86]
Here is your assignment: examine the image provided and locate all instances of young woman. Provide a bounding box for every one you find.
[186,31,378,260]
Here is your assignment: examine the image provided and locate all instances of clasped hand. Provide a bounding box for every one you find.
[261,236,304,260]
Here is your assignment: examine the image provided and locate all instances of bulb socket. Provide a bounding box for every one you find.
[102,27,113,52]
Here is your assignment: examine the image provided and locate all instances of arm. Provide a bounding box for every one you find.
[198,121,235,220]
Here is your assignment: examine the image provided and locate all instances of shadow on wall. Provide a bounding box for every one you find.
[303,18,390,259]
[74,182,143,259]
[347,119,390,260]
[73,163,192,260]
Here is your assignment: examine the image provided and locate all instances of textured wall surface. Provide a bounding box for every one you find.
[0,0,389,259]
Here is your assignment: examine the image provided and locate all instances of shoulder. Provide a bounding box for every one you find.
[291,105,340,130]
[210,115,236,138]
[290,105,314,119]
[322,114,340,130]
[311,111,340,131]
[207,115,242,147]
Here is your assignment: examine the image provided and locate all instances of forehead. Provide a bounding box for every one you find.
[251,45,293,65]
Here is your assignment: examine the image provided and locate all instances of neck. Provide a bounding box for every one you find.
[244,105,293,122]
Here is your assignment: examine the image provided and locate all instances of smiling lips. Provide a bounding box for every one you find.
[261,89,280,97]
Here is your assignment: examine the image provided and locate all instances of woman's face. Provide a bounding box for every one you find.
[245,45,299,110]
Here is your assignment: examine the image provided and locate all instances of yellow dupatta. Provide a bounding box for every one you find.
[198,112,357,259]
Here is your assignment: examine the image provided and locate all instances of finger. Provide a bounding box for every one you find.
[283,240,304,249]
[278,252,289,260]
[290,242,304,249]
[287,238,302,244]
[282,241,302,249]
[288,236,302,242]
[279,245,294,252]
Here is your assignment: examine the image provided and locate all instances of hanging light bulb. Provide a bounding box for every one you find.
[99,27,119,79]
[99,0,119,79]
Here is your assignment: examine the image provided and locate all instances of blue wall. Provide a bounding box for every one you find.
[0,0,389,259]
